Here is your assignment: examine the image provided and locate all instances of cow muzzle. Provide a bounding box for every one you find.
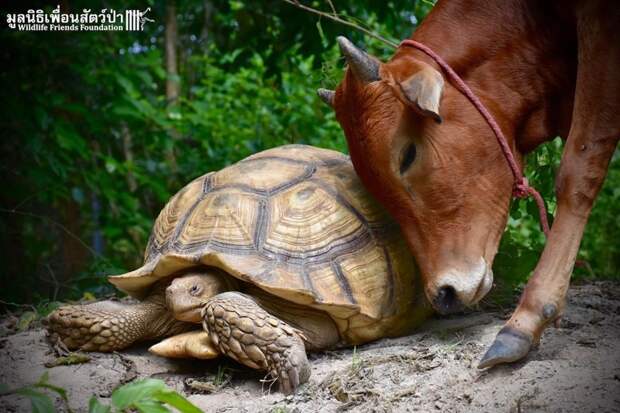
[427,257,493,314]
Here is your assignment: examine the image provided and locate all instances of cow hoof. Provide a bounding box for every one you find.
[478,326,532,369]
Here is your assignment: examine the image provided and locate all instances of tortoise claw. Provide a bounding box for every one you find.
[478,326,532,369]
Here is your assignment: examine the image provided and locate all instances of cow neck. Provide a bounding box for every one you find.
[392,0,575,155]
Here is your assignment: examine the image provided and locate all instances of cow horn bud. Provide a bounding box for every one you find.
[317,88,335,107]
[337,36,380,82]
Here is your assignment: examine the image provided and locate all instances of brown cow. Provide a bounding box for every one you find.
[318,0,619,368]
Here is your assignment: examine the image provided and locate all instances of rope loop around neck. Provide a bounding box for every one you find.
[399,39,551,237]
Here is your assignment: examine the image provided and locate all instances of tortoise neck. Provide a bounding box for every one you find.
[141,290,193,340]
[138,296,193,340]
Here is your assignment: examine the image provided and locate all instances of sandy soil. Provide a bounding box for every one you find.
[1,282,619,413]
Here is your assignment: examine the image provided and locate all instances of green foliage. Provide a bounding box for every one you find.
[351,345,363,371]
[493,138,565,291]
[495,138,620,295]
[212,365,232,387]
[580,151,620,277]
[15,388,57,413]
[1,372,73,413]
[16,311,37,331]
[0,0,617,308]
[44,353,91,368]
[105,378,201,413]
[88,398,111,413]
[2,375,200,413]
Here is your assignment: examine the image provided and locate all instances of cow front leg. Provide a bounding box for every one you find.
[479,2,620,367]
[479,131,618,368]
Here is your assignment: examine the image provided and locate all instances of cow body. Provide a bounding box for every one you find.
[326,0,619,367]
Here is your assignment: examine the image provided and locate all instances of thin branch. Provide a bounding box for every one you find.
[325,0,337,16]
[45,264,61,301]
[0,299,37,313]
[11,192,41,211]
[0,207,99,258]
[281,0,398,48]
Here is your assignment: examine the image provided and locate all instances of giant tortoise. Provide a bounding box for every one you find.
[47,145,430,392]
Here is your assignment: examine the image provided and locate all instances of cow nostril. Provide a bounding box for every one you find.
[434,286,463,314]
[437,285,454,301]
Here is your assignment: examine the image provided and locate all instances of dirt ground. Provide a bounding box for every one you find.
[1,282,619,413]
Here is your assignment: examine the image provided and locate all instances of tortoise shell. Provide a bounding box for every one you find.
[109,145,421,342]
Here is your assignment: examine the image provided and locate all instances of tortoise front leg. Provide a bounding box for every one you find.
[201,292,311,394]
[46,299,190,352]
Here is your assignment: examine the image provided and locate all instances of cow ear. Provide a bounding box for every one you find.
[398,67,444,123]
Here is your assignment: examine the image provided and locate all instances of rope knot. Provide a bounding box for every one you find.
[513,178,531,199]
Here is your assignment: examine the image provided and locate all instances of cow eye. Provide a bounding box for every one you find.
[400,144,417,174]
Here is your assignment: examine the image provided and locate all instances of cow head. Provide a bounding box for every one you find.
[321,37,514,314]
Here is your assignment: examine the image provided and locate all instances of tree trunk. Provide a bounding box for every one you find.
[201,0,213,47]
[60,199,88,287]
[165,0,180,173]
[121,123,138,192]
[188,0,213,101]
[165,0,180,104]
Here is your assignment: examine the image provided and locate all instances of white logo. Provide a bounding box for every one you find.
[6,5,155,32]
[126,7,155,32]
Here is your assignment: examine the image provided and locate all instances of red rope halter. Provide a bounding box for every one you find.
[399,39,551,236]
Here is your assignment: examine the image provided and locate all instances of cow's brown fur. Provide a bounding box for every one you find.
[333,0,619,360]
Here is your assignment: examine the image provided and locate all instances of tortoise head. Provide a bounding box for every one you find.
[165,267,235,323]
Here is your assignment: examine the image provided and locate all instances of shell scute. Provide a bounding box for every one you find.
[263,181,365,261]
[173,189,260,253]
[212,156,312,195]
[145,174,208,261]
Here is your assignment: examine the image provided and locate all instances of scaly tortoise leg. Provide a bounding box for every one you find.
[201,292,311,394]
[46,299,190,352]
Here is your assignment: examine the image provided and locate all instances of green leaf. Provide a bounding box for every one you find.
[133,400,170,413]
[16,388,56,413]
[229,1,244,11]
[33,373,73,412]
[54,123,88,157]
[37,372,50,385]
[153,390,202,413]
[115,74,137,96]
[88,397,111,413]
[110,379,200,413]
[111,104,141,119]
[111,379,166,409]
[133,400,171,413]
[44,353,90,368]
[17,311,37,331]
[315,20,328,48]
[36,382,68,400]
